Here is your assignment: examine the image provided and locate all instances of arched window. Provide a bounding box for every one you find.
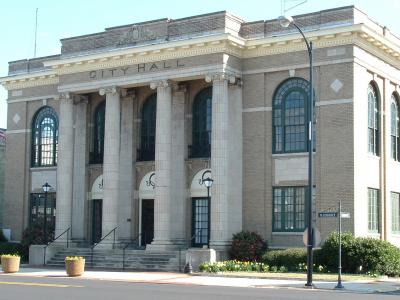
[368,83,380,156]
[190,87,212,158]
[91,101,105,164]
[391,94,400,161]
[138,94,156,161]
[273,78,310,153]
[31,106,58,167]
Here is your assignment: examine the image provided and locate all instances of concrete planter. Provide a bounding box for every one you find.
[1,256,20,273]
[65,258,85,277]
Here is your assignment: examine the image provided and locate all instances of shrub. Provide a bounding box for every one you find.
[319,232,400,276]
[355,238,400,276]
[230,231,267,261]
[318,232,357,273]
[262,248,325,272]
[0,243,26,261]
[262,248,306,271]
[0,230,7,242]
[21,222,54,247]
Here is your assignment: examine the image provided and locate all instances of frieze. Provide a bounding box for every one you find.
[88,59,185,80]
[117,25,159,46]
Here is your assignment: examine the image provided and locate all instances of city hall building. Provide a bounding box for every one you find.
[2,6,400,254]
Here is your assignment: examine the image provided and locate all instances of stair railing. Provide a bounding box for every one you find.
[122,232,145,270]
[90,227,118,267]
[43,227,71,266]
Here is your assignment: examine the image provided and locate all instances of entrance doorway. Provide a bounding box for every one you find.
[92,199,102,244]
[191,198,209,247]
[141,199,154,246]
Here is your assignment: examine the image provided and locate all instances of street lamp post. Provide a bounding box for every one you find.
[279,15,315,287]
[202,174,214,248]
[42,182,51,244]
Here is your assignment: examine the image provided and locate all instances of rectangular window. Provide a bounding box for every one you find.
[191,198,209,247]
[368,188,380,233]
[392,192,400,234]
[273,187,306,232]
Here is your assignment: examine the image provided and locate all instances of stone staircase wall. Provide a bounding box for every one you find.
[45,247,186,272]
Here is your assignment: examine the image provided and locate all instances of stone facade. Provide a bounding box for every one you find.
[0,129,5,228]
[1,6,400,251]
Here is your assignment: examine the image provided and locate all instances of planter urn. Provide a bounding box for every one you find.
[65,258,85,277]
[1,256,20,273]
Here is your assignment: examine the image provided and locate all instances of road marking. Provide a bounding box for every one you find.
[0,281,83,288]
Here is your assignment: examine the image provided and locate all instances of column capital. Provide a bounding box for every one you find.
[205,72,240,85]
[74,94,89,104]
[172,83,187,94]
[99,86,120,96]
[150,80,172,90]
[121,88,136,99]
[59,92,73,101]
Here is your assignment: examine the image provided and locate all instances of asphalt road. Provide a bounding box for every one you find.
[0,275,398,300]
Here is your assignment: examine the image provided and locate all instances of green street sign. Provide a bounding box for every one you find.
[318,212,337,218]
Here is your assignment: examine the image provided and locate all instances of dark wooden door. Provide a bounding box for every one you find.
[92,199,102,244]
[141,199,154,245]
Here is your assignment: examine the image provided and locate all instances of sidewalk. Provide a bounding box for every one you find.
[1,267,399,294]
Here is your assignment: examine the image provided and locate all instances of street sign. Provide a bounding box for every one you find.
[303,227,321,247]
[340,212,351,219]
[318,212,337,218]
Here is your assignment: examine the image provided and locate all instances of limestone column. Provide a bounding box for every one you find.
[170,84,187,245]
[118,89,135,241]
[55,92,74,240]
[71,96,88,241]
[148,80,174,250]
[100,86,121,243]
[207,73,243,250]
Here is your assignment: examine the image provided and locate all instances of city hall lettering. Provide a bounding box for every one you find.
[88,59,185,79]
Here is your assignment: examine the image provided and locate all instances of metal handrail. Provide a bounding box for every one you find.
[91,227,118,267]
[43,227,70,265]
[189,228,206,248]
[122,232,145,270]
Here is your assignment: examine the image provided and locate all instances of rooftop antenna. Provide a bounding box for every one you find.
[282,0,307,14]
[34,8,38,58]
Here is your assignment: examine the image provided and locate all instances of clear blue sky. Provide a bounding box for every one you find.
[1,0,399,129]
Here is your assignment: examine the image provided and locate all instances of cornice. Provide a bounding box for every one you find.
[2,23,400,91]
[1,74,58,90]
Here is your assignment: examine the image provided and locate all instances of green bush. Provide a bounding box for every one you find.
[230,231,267,262]
[355,238,400,276]
[0,230,7,242]
[262,248,305,271]
[21,222,54,247]
[319,232,400,276]
[318,232,357,273]
[262,248,325,272]
[0,242,27,262]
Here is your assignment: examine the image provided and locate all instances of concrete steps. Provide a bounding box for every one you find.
[46,247,186,272]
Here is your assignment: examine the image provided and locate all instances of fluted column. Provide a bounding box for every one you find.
[71,96,88,241]
[207,73,243,250]
[118,89,135,240]
[100,86,121,243]
[148,80,174,250]
[55,92,74,240]
[170,84,187,245]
